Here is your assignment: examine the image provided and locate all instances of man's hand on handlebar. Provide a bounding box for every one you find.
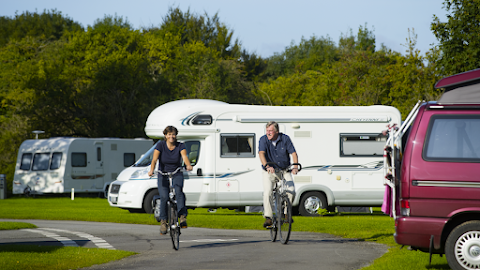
[291,167,298,175]
[266,165,275,174]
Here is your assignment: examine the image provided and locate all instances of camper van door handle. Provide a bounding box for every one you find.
[197,168,203,176]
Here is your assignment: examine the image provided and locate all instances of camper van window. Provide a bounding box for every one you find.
[50,152,62,170]
[32,153,50,171]
[97,147,101,161]
[184,141,200,166]
[423,115,480,162]
[340,133,386,157]
[20,153,32,170]
[72,152,87,167]
[124,153,136,167]
[192,115,212,125]
[220,134,255,158]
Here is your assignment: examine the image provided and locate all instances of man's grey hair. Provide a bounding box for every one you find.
[266,121,279,132]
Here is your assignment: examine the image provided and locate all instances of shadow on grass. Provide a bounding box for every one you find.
[0,243,63,253]
[425,262,450,270]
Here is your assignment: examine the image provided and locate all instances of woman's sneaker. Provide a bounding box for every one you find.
[263,217,273,228]
[160,220,167,235]
[180,215,187,228]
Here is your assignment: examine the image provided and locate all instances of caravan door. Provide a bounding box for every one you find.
[94,142,105,189]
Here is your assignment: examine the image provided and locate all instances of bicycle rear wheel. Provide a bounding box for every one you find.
[279,195,292,244]
[168,201,180,250]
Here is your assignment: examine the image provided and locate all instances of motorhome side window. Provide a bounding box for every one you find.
[72,152,87,167]
[20,153,32,170]
[192,115,212,125]
[50,152,62,170]
[124,153,135,167]
[32,153,50,171]
[340,133,386,157]
[184,141,200,166]
[423,115,480,162]
[220,134,255,158]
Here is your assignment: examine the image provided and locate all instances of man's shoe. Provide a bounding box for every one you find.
[263,217,273,228]
[179,215,187,228]
[160,220,167,235]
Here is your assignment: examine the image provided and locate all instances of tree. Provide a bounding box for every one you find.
[0,9,83,47]
[154,7,241,59]
[432,0,480,76]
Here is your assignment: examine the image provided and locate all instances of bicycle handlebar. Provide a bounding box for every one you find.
[264,162,302,172]
[158,167,183,176]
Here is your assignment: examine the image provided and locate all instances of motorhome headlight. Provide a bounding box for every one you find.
[130,168,151,180]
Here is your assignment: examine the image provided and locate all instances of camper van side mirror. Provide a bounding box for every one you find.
[197,168,203,176]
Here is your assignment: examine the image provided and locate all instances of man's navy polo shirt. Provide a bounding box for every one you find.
[258,133,296,169]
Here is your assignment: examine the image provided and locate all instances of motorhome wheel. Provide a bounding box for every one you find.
[445,220,480,270]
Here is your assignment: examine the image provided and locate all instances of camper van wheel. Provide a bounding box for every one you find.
[445,220,480,270]
[299,192,327,217]
[143,189,159,214]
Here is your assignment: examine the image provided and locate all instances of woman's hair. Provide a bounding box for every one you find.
[163,125,178,136]
[266,121,279,132]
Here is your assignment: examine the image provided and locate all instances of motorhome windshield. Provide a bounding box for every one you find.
[135,144,156,167]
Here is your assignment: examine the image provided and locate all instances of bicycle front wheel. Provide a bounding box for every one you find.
[279,195,292,244]
[168,201,180,250]
[269,193,277,242]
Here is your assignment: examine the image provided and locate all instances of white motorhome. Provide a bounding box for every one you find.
[12,137,153,196]
[107,99,401,216]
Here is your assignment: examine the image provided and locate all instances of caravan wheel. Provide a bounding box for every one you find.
[299,192,327,216]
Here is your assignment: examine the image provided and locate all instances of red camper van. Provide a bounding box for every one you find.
[383,68,480,270]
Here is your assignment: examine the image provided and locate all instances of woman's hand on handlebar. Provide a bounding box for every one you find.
[147,170,154,177]
[291,167,298,175]
[185,165,193,171]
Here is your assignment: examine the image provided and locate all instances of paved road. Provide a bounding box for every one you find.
[0,219,387,270]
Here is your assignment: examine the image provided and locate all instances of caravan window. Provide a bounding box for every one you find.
[50,152,62,170]
[124,153,136,167]
[340,133,386,157]
[220,134,255,158]
[72,152,87,167]
[423,115,480,162]
[20,153,32,170]
[32,153,50,171]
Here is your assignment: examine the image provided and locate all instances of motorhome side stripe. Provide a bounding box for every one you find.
[237,117,390,123]
[412,180,480,188]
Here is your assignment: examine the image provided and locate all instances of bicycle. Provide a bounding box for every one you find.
[265,162,302,244]
[155,167,183,250]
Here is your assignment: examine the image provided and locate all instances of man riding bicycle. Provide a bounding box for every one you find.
[259,121,298,228]
[148,126,193,235]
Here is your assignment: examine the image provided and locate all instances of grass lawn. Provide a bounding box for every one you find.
[0,197,451,269]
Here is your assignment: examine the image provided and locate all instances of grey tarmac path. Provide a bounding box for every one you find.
[0,219,387,270]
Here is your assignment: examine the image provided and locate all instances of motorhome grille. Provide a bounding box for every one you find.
[294,131,311,138]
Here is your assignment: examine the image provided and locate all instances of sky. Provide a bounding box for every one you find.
[2,0,448,58]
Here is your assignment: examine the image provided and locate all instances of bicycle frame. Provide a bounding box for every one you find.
[265,162,302,244]
[158,167,182,250]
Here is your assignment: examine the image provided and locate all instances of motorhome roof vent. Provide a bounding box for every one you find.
[192,115,212,125]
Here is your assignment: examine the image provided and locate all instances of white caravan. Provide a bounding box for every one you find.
[12,137,153,196]
[107,99,401,216]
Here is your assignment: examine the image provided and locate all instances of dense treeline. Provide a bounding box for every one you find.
[0,1,478,192]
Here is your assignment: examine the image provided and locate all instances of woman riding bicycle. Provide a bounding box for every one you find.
[148,126,193,235]
[259,121,299,228]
